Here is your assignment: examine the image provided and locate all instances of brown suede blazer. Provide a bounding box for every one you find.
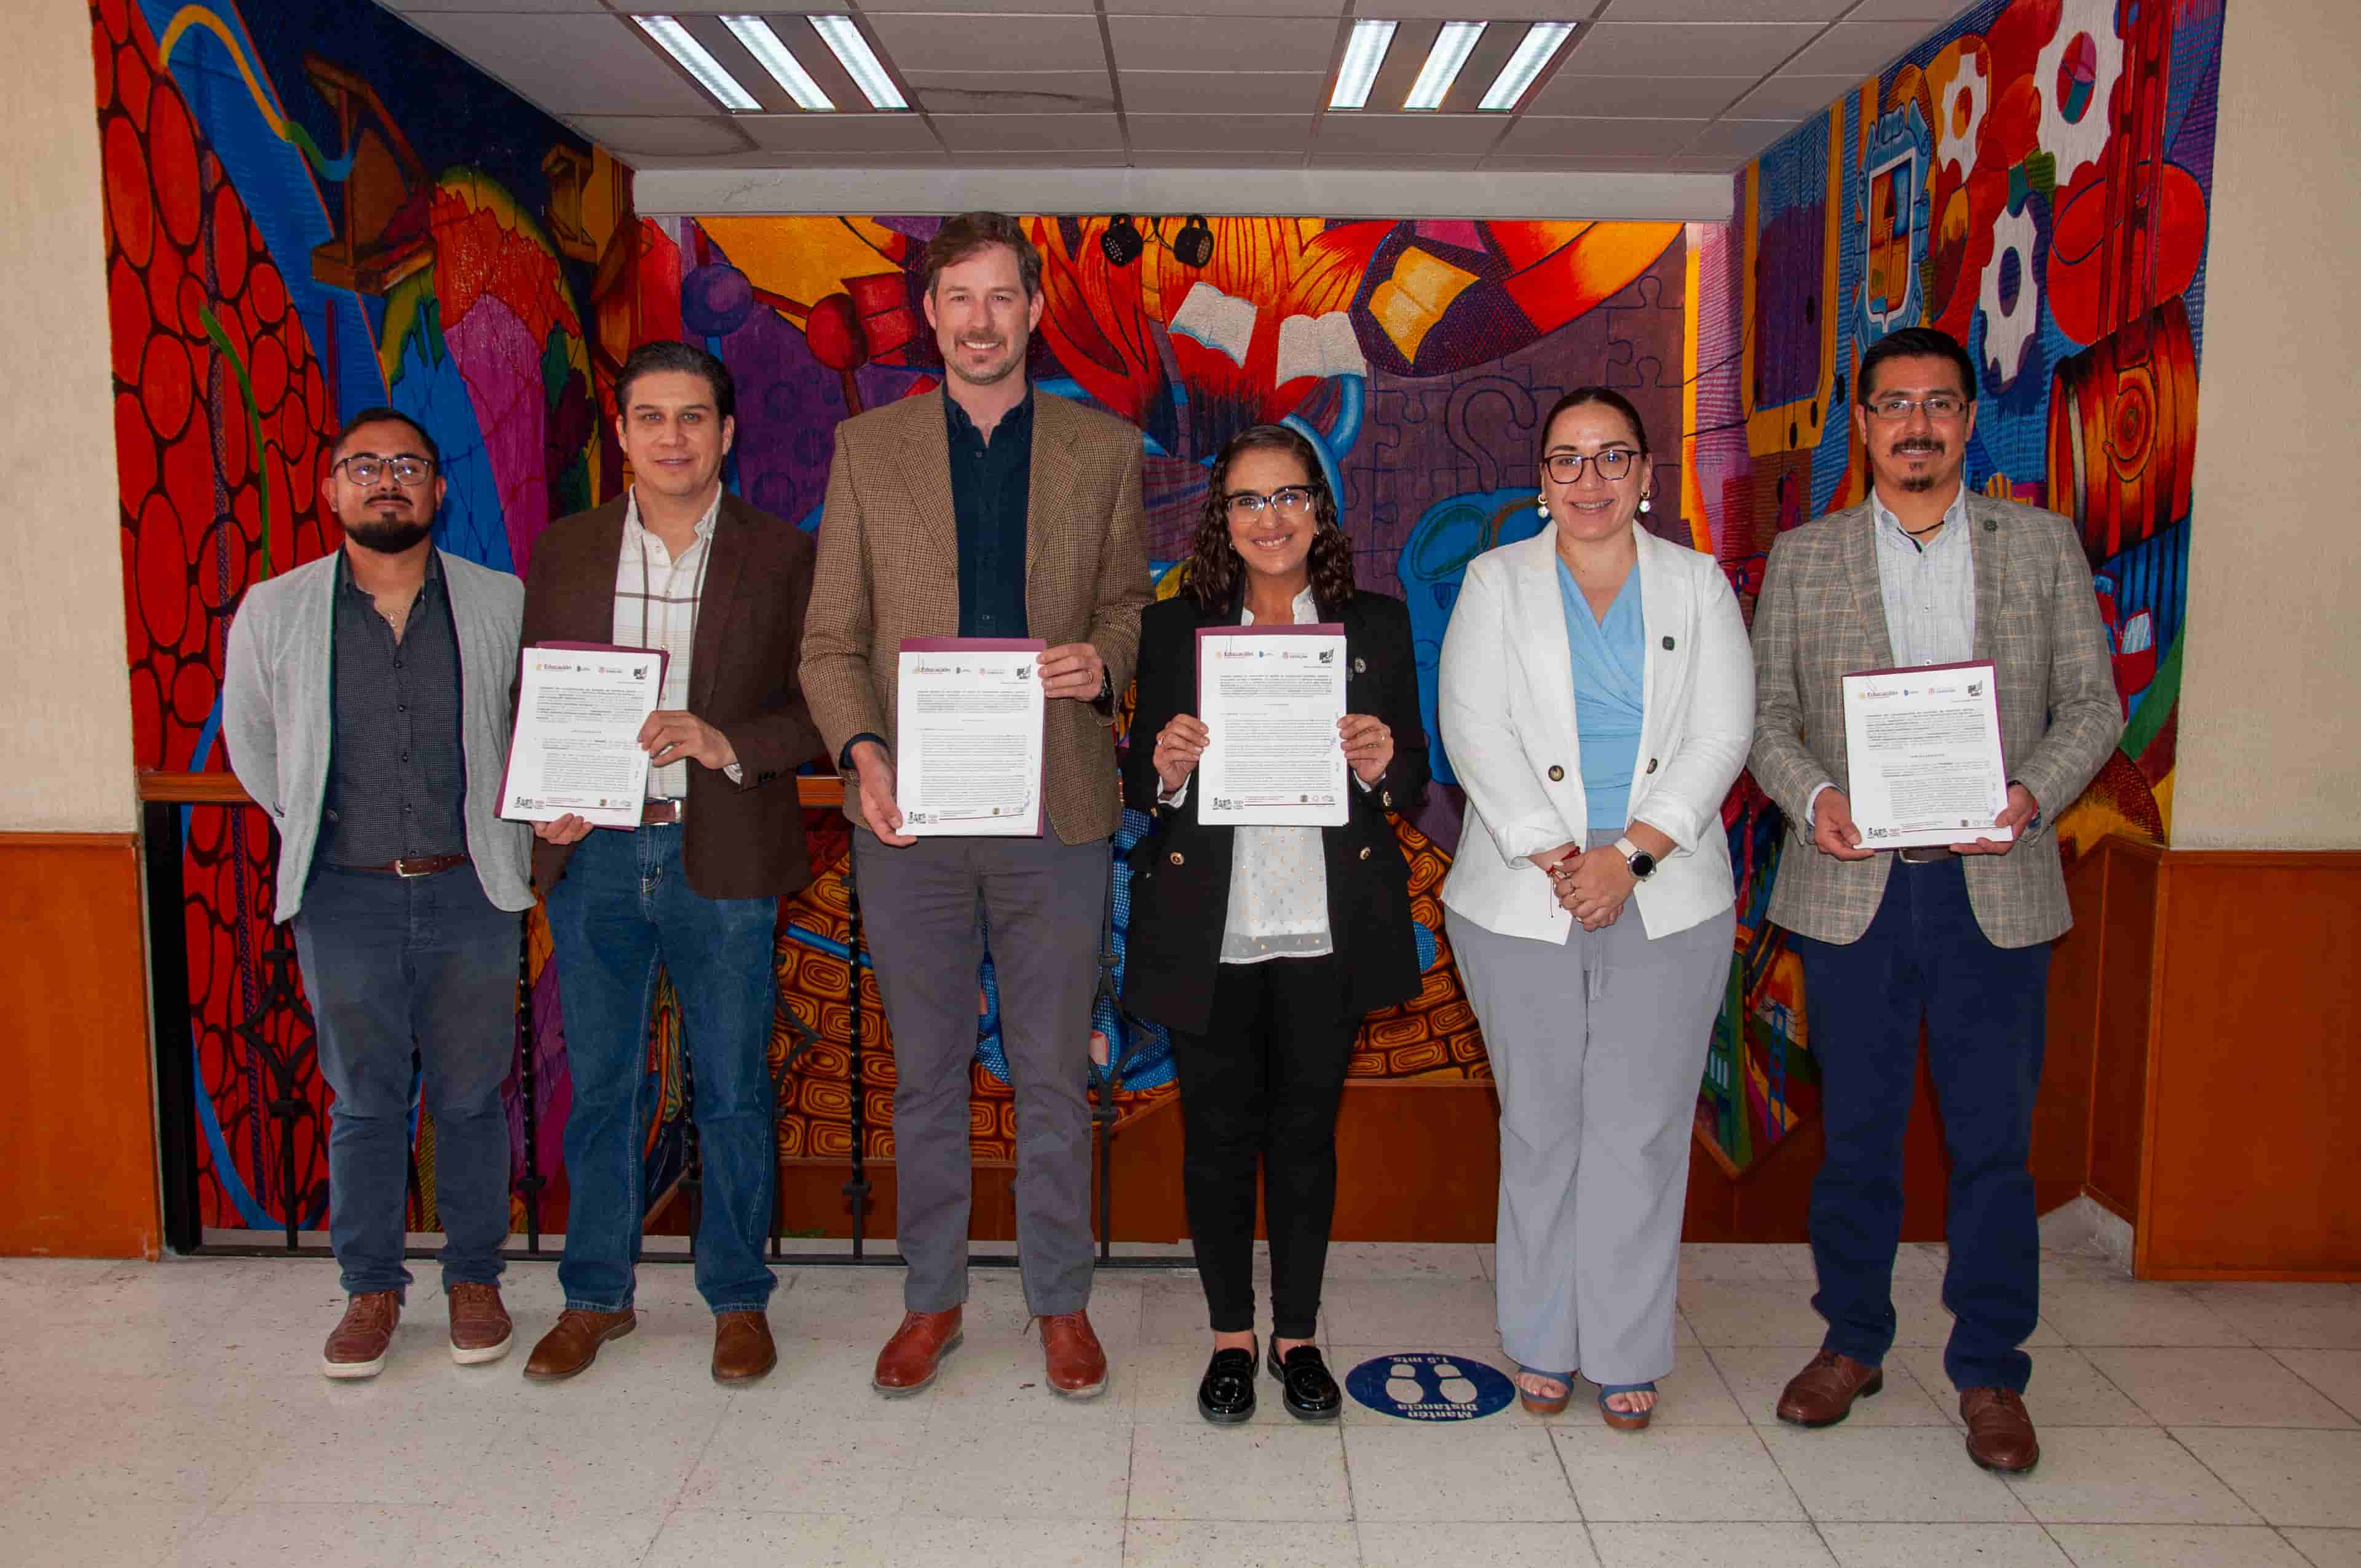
[519,491,824,900]
[800,387,1152,844]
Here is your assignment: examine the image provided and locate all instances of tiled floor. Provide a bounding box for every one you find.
[3,1243,2357,1566]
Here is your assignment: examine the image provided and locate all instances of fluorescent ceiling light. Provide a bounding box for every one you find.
[810,14,909,111]
[1329,18,1397,111]
[635,14,759,112]
[1479,20,1575,111]
[723,15,834,111]
[1404,20,1486,111]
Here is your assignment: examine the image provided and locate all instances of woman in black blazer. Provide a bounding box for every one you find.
[1123,423,1430,1425]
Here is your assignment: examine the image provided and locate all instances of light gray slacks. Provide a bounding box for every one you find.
[1448,856,1732,1384]
[853,828,1104,1317]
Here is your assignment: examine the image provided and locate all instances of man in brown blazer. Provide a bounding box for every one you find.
[1749,327,2121,1474]
[801,212,1150,1400]
[516,341,823,1387]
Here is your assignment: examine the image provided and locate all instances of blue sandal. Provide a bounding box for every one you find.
[1515,1364,1574,1416]
[1597,1380,1657,1431]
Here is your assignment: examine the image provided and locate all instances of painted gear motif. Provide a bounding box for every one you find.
[1979,202,2041,389]
[1932,42,1990,175]
[2036,0,2126,187]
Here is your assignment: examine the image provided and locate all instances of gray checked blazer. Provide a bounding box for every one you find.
[1747,489,2122,949]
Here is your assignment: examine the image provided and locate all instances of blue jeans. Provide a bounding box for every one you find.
[1790,857,2051,1393]
[291,863,520,1298]
[545,824,778,1315]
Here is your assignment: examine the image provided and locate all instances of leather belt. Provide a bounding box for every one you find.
[639,798,685,825]
[1897,844,1957,864]
[347,853,469,878]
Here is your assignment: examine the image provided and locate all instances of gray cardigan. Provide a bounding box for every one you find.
[223,547,534,922]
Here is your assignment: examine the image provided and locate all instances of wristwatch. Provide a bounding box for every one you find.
[1614,836,1658,881]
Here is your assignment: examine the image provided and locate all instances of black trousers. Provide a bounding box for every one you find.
[1168,954,1359,1340]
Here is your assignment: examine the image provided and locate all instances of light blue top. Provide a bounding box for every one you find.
[1557,557,1645,831]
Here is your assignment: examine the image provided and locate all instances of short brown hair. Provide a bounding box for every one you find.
[922,212,1042,299]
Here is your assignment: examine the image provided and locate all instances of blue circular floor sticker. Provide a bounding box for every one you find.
[1345,1352,1516,1422]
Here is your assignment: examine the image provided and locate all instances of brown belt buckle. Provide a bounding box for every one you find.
[1897,845,1956,865]
[392,853,467,878]
[640,798,685,826]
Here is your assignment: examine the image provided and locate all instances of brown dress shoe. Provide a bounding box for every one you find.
[322,1291,402,1379]
[1775,1350,1886,1427]
[1038,1309,1107,1399]
[523,1308,637,1381]
[873,1307,963,1396]
[447,1282,513,1366]
[1960,1386,2041,1473]
[713,1311,778,1384]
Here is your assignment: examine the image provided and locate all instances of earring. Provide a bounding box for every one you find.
[1535,496,1549,519]
[1639,495,1652,514]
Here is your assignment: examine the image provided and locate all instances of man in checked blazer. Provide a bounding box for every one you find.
[1749,327,2121,1475]
[801,213,1150,1401]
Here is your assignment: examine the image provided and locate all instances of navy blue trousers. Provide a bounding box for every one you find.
[1790,857,2051,1393]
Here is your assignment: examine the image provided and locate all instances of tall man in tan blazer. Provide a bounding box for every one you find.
[802,213,1150,1400]
[1749,327,2120,1475]
[518,341,823,1388]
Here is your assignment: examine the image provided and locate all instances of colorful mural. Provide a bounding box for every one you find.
[1688,0,2221,1172]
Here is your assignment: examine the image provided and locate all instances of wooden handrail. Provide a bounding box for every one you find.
[139,770,846,809]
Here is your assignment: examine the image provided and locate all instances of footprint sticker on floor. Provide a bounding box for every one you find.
[1347,1352,1516,1422]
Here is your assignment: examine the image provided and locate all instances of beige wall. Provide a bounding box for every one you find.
[1,0,134,832]
[2173,0,2361,848]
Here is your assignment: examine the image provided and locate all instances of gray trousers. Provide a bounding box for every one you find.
[1448,842,1733,1384]
[853,828,1104,1316]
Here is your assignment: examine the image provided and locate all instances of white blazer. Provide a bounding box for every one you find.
[1439,522,1755,943]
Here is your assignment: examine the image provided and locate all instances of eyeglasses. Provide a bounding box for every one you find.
[336,453,437,487]
[1865,393,1968,422]
[1225,485,1317,518]
[1541,449,1639,484]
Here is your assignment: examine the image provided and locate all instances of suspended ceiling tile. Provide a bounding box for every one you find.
[904,70,1115,114]
[1526,74,1758,117]
[1118,71,1330,115]
[1106,15,1340,74]
[1104,0,1345,12]
[1309,151,1487,169]
[1564,22,1819,76]
[1844,0,1982,18]
[1597,0,1852,19]
[1784,19,1940,74]
[862,12,1109,73]
[929,111,1125,150]
[1374,0,1588,15]
[853,0,1097,10]
[1493,114,1713,159]
[1682,117,1810,161]
[1310,113,1509,158]
[1125,114,1316,152]
[605,0,848,10]
[564,115,754,157]
[735,111,944,154]
[1726,73,1858,121]
[1484,152,1686,171]
[949,149,1129,167]
[381,0,604,12]
[394,11,714,113]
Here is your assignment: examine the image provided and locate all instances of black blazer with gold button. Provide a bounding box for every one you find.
[1120,587,1430,1038]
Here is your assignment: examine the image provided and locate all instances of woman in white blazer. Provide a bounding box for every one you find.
[1439,387,1755,1428]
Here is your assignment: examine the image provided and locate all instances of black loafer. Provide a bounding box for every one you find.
[1198,1339,1257,1423]
[1267,1342,1342,1420]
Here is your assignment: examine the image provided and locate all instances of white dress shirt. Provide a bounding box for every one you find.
[613,486,736,799]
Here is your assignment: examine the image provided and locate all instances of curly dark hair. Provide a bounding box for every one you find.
[1182,424,1356,612]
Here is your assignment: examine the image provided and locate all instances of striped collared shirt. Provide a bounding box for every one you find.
[1871,483,1975,668]
[614,486,721,799]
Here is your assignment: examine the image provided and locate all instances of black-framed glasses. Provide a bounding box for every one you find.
[1866,393,1968,422]
[1541,448,1639,484]
[336,453,437,487]
[1225,485,1317,518]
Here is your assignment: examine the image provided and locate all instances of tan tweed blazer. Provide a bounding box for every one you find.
[800,387,1152,844]
[1748,490,2122,948]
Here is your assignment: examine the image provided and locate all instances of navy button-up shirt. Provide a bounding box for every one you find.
[946,389,1032,638]
[316,550,467,866]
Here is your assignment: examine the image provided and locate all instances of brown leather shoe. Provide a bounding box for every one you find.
[1960,1386,2041,1473]
[447,1282,512,1366]
[1038,1309,1108,1399]
[1775,1350,1886,1427]
[322,1291,402,1379]
[873,1307,963,1396]
[713,1311,778,1384]
[523,1308,636,1382]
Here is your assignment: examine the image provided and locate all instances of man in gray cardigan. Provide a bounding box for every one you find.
[224,408,533,1380]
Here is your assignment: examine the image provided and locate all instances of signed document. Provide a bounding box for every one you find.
[1195,624,1348,826]
[1841,659,2013,849]
[500,643,666,830]
[895,637,1046,836]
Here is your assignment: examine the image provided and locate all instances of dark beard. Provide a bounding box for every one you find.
[1899,473,1938,493]
[1892,443,1942,493]
[342,517,432,554]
